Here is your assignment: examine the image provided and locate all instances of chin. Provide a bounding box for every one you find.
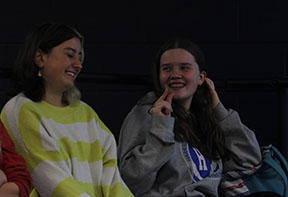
[172,92,185,99]
[64,84,75,90]
[173,96,186,102]
[174,95,192,103]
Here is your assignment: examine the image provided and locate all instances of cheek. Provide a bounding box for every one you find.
[159,73,168,88]
[188,72,201,83]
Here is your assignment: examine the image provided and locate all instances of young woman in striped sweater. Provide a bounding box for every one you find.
[1,23,132,197]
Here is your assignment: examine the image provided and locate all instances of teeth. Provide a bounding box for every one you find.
[170,84,184,88]
[66,71,75,77]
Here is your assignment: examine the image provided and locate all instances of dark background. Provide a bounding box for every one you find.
[0,1,288,157]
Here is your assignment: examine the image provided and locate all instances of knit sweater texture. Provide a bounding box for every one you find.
[117,91,262,196]
[1,93,132,197]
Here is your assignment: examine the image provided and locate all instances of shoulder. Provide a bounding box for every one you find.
[213,102,243,124]
[5,93,33,108]
[121,91,159,129]
[129,91,158,115]
[77,100,113,134]
[1,93,37,117]
[137,91,158,105]
[77,100,101,120]
[125,91,156,119]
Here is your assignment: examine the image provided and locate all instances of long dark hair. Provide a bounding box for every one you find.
[152,38,229,160]
[9,23,84,103]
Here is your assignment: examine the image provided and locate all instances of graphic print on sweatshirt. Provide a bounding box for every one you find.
[181,143,221,182]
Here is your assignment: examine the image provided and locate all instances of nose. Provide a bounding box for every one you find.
[170,68,182,79]
[73,57,83,69]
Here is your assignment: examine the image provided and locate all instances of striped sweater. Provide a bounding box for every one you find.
[0,93,133,197]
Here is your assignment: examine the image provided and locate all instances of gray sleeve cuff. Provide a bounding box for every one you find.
[149,115,175,143]
[213,102,229,122]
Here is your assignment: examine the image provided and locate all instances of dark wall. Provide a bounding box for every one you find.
[0,1,288,156]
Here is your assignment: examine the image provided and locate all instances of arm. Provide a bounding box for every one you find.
[1,103,91,196]
[117,91,175,195]
[215,103,262,171]
[205,78,261,171]
[94,115,133,197]
[0,120,32,197]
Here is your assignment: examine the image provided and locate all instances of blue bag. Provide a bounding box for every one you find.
[243,144,288,196]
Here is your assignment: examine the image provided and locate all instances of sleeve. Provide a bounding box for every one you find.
[214,103,262,172]
[0,120,32,197]
[2,104,92,197]
[117,105,175,195]
[94,115,133,197]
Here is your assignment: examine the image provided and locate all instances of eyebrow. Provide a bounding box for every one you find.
[180,63,193,66]
[160,63,171,67]
[160,62,193,66]
[64,47,82,55]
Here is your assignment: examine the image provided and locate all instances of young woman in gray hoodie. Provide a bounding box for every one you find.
[117,38,262,196]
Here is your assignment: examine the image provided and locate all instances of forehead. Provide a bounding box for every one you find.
[57,37,82,52]
[160,48,196,64]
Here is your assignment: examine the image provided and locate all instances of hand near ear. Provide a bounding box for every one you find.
[205,78,220,108]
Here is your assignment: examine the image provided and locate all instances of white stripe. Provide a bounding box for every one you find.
[4,93,30,153]
[40,123,60,151]
[32,159,127,195]
[102,166,127,188]
[40,118,117,160]
[32,158,115,195]
[32,160,71,196]
[41,118,103,143]
[70,158,103,186]
[41,118,110,143]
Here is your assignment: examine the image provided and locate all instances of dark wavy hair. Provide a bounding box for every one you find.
[9,23,84,104]
[152,38,229,160]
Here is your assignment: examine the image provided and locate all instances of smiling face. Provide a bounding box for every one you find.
[36,37,83,96]
[159,48,206,109]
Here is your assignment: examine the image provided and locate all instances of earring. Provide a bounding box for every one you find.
[38,71,42,77]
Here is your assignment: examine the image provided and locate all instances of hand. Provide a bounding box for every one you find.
[0,169,7,186]
[205,78,220,108]
[149,89,174,116]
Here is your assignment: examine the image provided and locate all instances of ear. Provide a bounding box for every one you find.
[198,71,207,86]
[34,49,45,68]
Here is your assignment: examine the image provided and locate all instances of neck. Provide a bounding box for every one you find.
[43,91,66,107]
[180,97,192,111]
[183,102,191,111]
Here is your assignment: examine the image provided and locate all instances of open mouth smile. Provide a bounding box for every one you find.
[65,70,77,78]
[169,82,186,88]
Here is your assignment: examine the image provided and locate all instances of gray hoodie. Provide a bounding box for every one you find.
[117,91,261,196]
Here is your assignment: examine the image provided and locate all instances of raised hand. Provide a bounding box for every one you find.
[205,78,220,108]
[149,89,174,116]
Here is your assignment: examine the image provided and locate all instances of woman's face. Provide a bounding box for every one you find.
[37,37,83,95]
[159,48,206,109]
